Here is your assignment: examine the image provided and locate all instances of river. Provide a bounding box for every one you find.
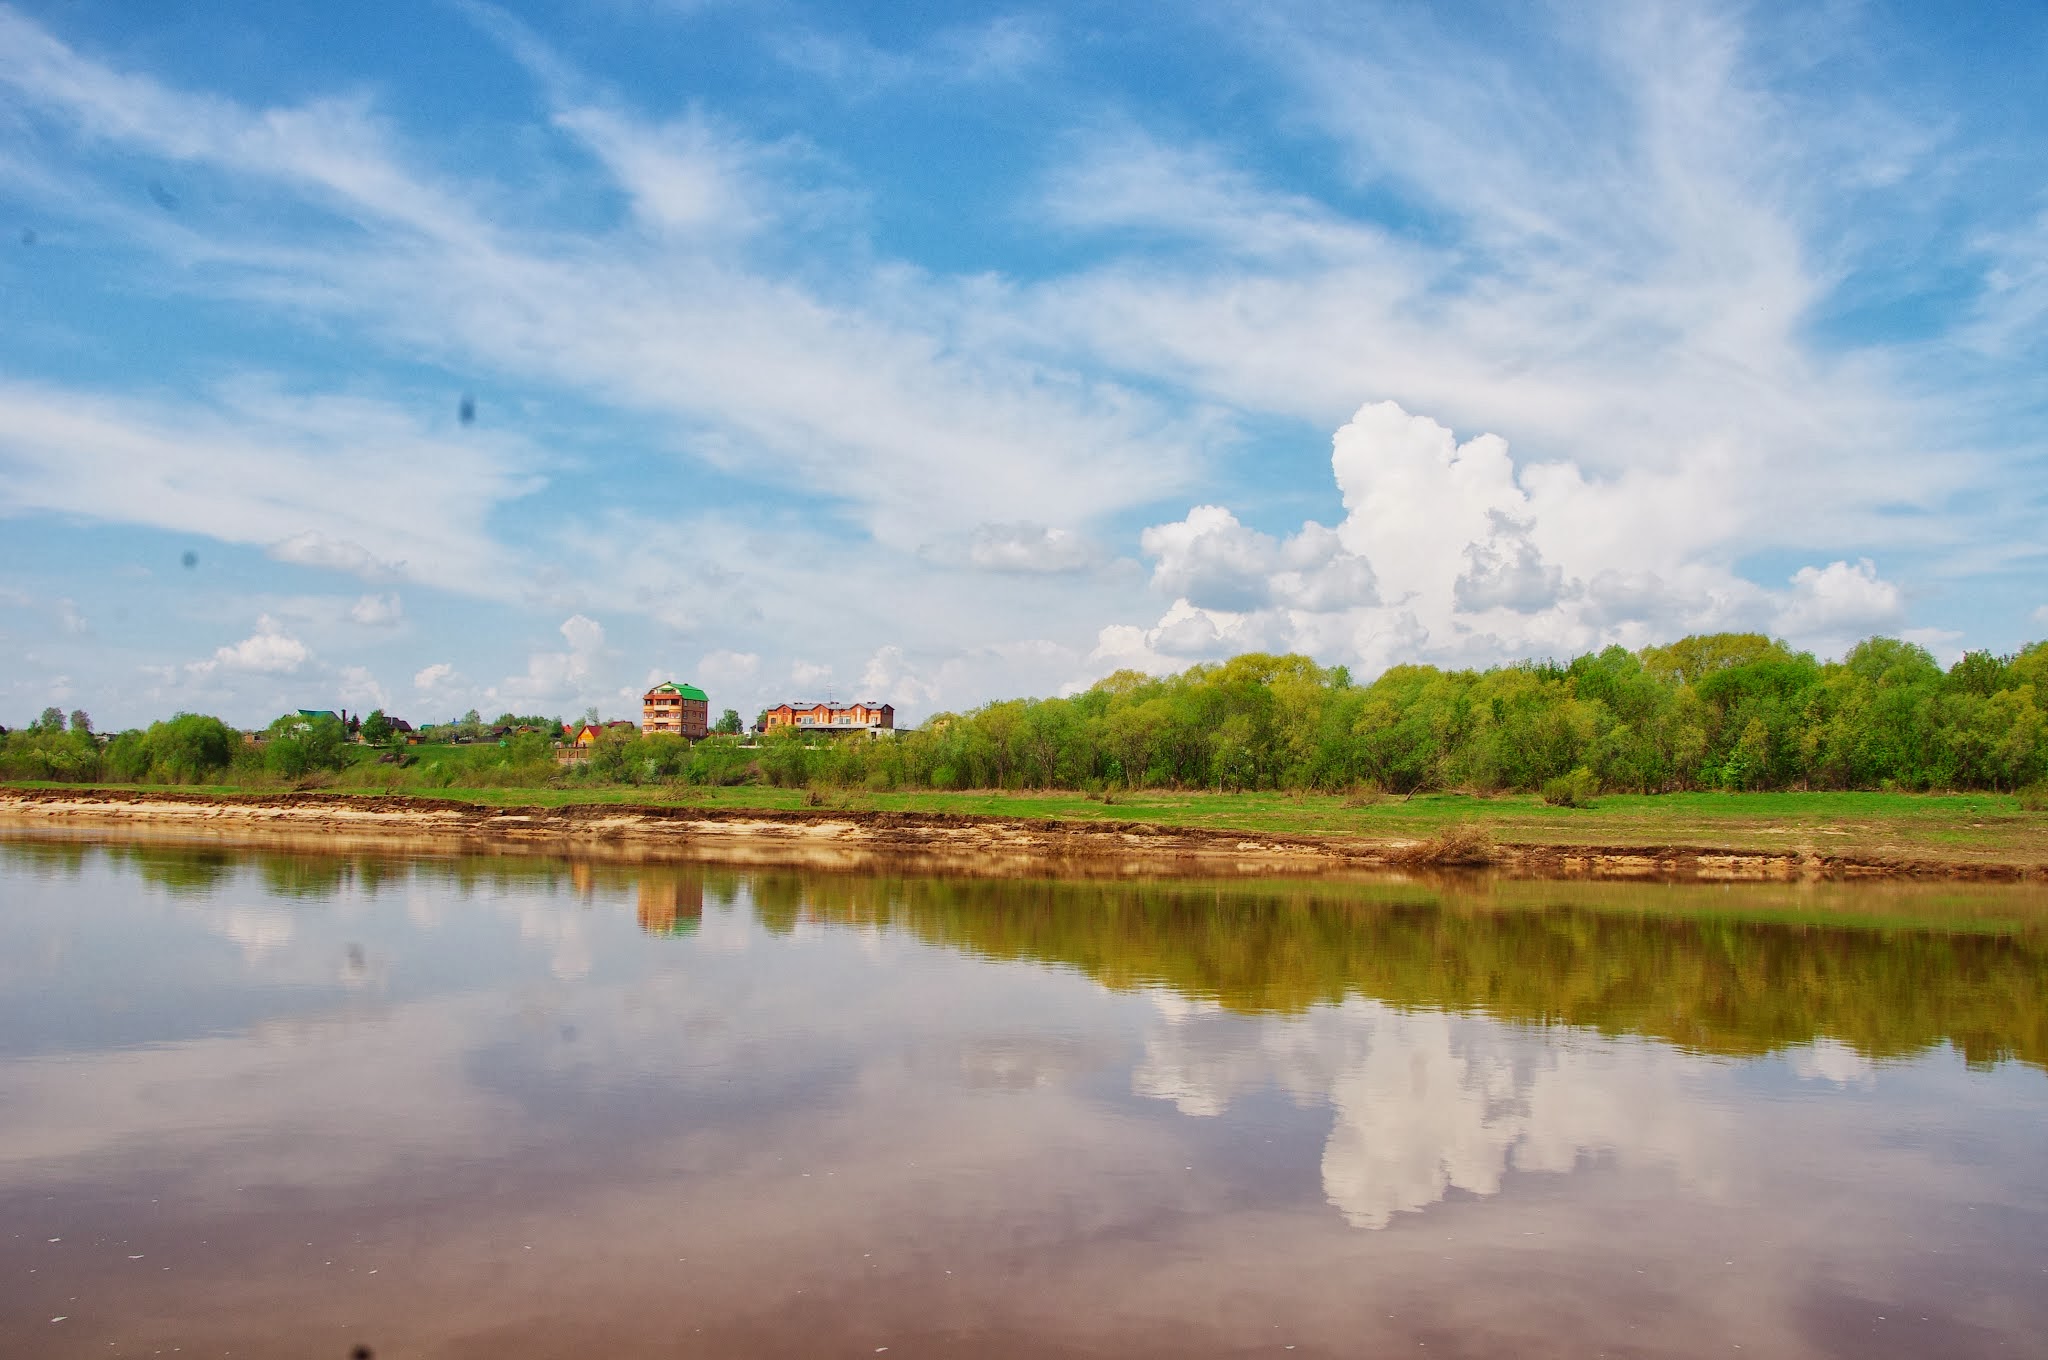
[2,833,2043,1358]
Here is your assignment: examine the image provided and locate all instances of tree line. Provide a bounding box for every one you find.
[11,836,2037,1068]
[4,631,2046,795]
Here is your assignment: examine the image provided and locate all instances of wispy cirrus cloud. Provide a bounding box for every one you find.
[0,378,534,599]
[0,4,1205,558]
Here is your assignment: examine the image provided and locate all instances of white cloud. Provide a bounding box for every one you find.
[272,534,405,582]
[337,664,389,711]
[187,615,311,676]
[1453,511,1565,614]
[490,614,608,707]
[0,379,533,601]
[772,14,1049,95]
[0,11,1200,557]
[413,661,456,691]
[968,523,1101,574]
[559,613,604,655]
[1140,506,1377,614]
[1774,559,1904,637]
[348,592,404,626]
[552,105,762,239]
[696,648,760,687]
[56,597,88,635]
[857,644,938,708]
[1090,401,1927,683]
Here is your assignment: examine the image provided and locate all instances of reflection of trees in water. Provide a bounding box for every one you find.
[0,838,91,878]
[9,837,2036,1068]
[771,874,2048,1070]
[123,845,237,895]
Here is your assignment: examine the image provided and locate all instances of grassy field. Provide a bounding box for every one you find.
[13,782,2045,868]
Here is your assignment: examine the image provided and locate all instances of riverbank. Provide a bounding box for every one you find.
[2,785,2042,881]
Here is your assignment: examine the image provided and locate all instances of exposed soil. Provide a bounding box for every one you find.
[1,787,2038,882]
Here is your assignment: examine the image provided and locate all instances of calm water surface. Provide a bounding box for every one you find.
[2,834,2045,1359]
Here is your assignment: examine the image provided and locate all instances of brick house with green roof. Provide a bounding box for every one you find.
[642,681,709,739]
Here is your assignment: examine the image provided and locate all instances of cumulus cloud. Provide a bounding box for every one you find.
[414,661,456,691]
[857,644,940,707]
[969,523,1101,574]
[1453,511,1566,614]
[1140,505,1378,614]
[337,664,389,711]
[789,659,834,692]
[696,649,761,686]
[270,532,406,581]
[1093,401,1922,683]
[187,615,311,676]
[491,615,608,706]
[348,592,404,626]
[559,614,604,656]
[1774,558,1904,636]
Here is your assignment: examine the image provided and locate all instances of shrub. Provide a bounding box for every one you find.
[1541,766,1599,808]
[150,713,239,783]
[1403,823,1496,867]
[2019,782,2048,812]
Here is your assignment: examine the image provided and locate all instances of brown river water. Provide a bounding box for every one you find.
[2,833,2045,1359]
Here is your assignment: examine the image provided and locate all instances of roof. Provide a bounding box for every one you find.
[644,681,708,701]
[775,700,890,712]
[298,709,339,721]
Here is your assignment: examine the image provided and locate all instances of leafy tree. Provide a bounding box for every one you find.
[714,708,745,735]
[264,712,347,779]
[68,709,92,735]
[361,710,393,745]
[146,714,237,783]
[32,706,65,734]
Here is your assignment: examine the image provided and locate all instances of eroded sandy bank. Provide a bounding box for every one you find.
[1,787,2037,882]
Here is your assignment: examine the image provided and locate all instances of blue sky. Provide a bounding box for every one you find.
[1,0,2044,730]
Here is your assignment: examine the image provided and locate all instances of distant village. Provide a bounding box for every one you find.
[287,681,896,755]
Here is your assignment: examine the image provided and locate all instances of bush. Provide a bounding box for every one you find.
[264,713,347,780]
[1403,823,1496,866]
[149,713,239,783]
[1541,766,1599,808]
[2019,782,2048,812]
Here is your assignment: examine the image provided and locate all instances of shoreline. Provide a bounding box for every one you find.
[1,787,2039,882]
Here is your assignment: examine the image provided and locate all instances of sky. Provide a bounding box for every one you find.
[1,0,2044,731]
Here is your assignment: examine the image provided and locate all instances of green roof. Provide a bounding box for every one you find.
[647,681,707,701]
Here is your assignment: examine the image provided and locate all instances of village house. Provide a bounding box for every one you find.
[642,681,709,739]
[756,700,895,736]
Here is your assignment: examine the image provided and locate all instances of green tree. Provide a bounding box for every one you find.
[146,714,237,783]
[68,709,92,735]
[714,708,744,735]
[361,709,393,745]
[264,712,347,779]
